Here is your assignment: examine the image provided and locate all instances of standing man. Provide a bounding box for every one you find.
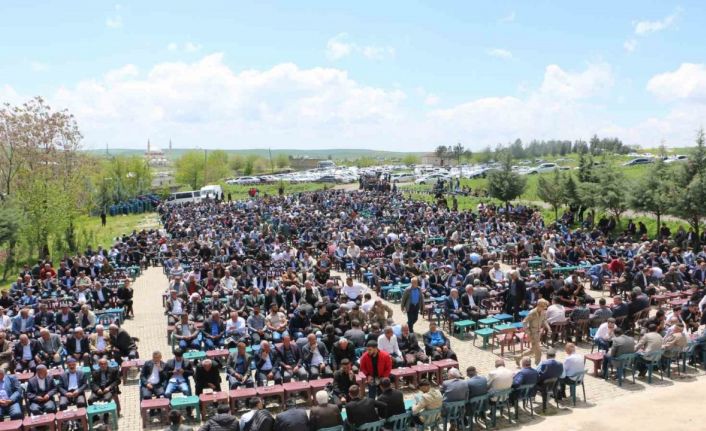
[401,277,424,334]
[359,341,392,399]
[517,299,551,365]
[504,270,526,319]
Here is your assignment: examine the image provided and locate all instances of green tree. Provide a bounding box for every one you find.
[594,166,628,222]
[537,169,566,221]
[630,158,672,237]
[174,151,205,189]
[671,129,706,246]
[274,154,289,169]
[451,143,470,164]
[487,152,526,208]
[0,204,20,280]
[564,174,581,211]
[229,154,245,173]
[205,150,229,184]
[402,154,420,166]
[434,145,449,166]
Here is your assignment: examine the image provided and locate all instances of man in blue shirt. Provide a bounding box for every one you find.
[0,367,22,420]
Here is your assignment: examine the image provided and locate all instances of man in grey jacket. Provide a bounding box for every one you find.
[601,327,636,378]
[301,334,332,379]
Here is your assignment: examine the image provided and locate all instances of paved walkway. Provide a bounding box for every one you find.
[118,261,706,429]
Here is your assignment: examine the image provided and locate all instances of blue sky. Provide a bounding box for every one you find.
[1,1,705,151]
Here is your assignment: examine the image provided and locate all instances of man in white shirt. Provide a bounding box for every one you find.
[342,277,366,302]
[558,343,584,400]
[225,311,248,343]
[594,318,616,352]
[377,326,404,368]
[545,297,567,324]
[487,359,513,400]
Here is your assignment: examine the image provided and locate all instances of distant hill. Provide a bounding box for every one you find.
[84,148,422,160]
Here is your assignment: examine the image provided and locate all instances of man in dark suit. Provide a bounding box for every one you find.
[461,285,485,322]
[109,324,138,361]
[226,341,254,389]
[26,364,58,415]
[376,377,405,420]
[344,385,384,431]
[445,289,469,323]
[511,358,538,401]
[89,357,120,404]
[465,366,488,398]
[301,333,333,379]
[255,341,282,385]
[54,305,77,335]
[65,327,91,365]
[276,335,307,382]
[91,282,111,310]
[164,348,194,398]
[537,349,563,384]
[140,351,167,399]
[59,357,88,410]
[310,390,342,431]
[33,303,56,334]
[332,359,357,405]
[194,359,221,395]
[504,270,526,318]
[274,407,310,431]
[13,333,41,372]
[330,337,357,371]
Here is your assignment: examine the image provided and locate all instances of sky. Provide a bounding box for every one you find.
[1,1,706,152]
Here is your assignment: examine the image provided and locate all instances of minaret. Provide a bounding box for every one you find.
[147,138,151,154]
[169,139,172,156]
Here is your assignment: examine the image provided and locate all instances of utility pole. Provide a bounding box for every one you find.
[268,148,274,174]
[203,149,208,186]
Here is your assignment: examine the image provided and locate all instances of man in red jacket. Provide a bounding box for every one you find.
[358,340,392,398]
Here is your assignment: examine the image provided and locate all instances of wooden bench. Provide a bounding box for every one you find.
[283,381,312,406]
[256,385,285,407]
[23,414,56,431]
[199,391,229,419]
[229,387,257,412]
[56,408,87,431]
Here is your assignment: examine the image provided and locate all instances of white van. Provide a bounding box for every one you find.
[165,190,201,205]
[200,184,223,199]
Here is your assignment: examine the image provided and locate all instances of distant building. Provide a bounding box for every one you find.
[144,139,170,167]
[421,153,458,167]
[289,156,323,170]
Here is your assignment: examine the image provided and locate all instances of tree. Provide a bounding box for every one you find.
[401,154,420,166]
[564,174,581,211]
[174,151,205,189]
[671,129,706,246]
[229,154,245,173]
[630,158,672,236]
[0,205,20,281]
[537,169,566,221]
[594,167,628,222]
[205,150,229,184]
[487,152,526,208]
[434,145,449,166]
[451,143,470,164]
[274,154,289,169]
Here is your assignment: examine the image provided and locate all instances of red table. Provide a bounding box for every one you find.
[432,359,459,383]
[199,391,229,418]
[584,352,605,376]
[206,349,230,360]
[256,384,285,406]
[16,371,34,383]
[56,408,87,430]
[309,378,333,404]
[140,398,170,428]
[0,420,23,431]
[390,367,418,389]
[23,413,56,431]
[283,381,312,405]
[230,387,257,412]
[413,363,439,385]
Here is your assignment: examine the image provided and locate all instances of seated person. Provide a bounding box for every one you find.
[164,348,194,398]
[27,364,58,415]
[255,341,282,385]
[276,335,308,382]
[398,324,428,366]
[343,384,384,430]
[13,333,41,372]
[226,342,254,389]
[224,311,248,347]
[174,313,201,351]
[510,358,538,402]
[635,324,664,376]
[89,357,120,411]
[59,357,88,410]
[54,304,77,335]
[302,333,333,379]
[37,328,63,367]
[0,367,23,419]
[288,308,311,341]
[89,324,113,363]
[601,327,636,378]
[76,304,97,332]
[537,349,564,396]
[33,303,56,335]
[202,311,226,350]
[422,322,457,361]
[65,327,91,365]
[165,291,185,325]
[376,377,406,421]
[140,350,167,399]
[11,308,35,338]
[247,305,267,345]
[194,359,221,395]
[265,304,289,342]
[411,378,442,425]
[440,368,468,402]
[445,289,469,322]
[310,390,343,431]
[331,359,357,405]
[109,324,139,361]
[331,337,357,372]
[377,326,405,368]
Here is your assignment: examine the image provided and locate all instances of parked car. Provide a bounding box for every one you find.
[526,163,558,174]
[226,176,261,185]
[622,158,653,166]
[390,173,415,183]
[415,173,451,184]
[665,155,688,164]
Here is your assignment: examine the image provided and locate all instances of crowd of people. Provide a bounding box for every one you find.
[0,231,155,427]
[147,187,706,430]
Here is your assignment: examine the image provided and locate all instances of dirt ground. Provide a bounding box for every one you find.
[513,374,705,431]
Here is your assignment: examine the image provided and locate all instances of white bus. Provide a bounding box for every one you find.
[165,190,201,205]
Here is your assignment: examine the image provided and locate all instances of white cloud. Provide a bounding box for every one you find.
[487,48,512,60]
[634,8,681,35]
[499,11,516,23]
[424,94,440,106]
[647,63,706,102]
[623,39,637,52]
[326,33,394,61]
[167,41,202,53]
[539,63,614,100]
[106,4,123,29]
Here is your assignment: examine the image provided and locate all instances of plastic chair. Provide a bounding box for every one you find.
[679,342,699,372]
[387,411,412,431]
[415,407,442,430]
[614,352,637,387]
[564,370,587,406]
[536,378,559,412]
[488,388,513,428]
[641,350,664,383]
[467,393,489,431]
[355,419,386,431]
[512,383,535,420]
[318,427,344,431]
[442,399,466,431]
